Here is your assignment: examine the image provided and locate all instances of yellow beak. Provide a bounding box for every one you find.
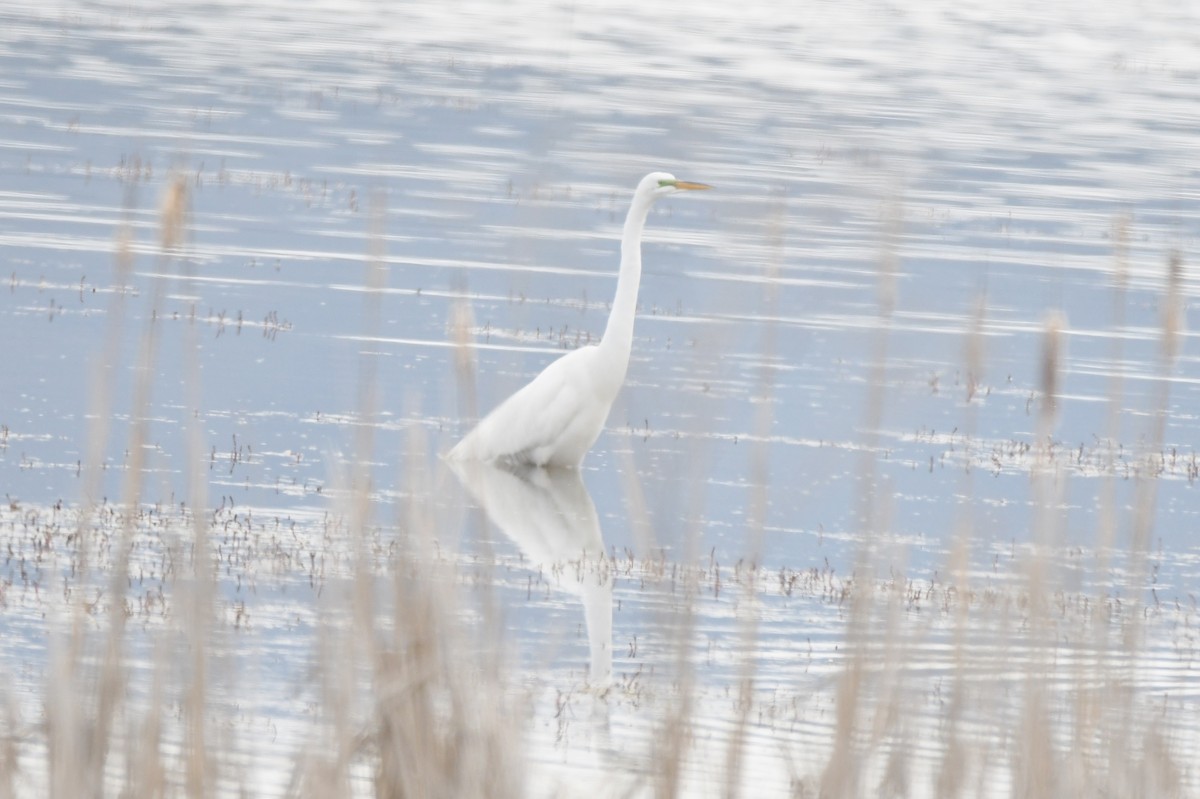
[672,180,713,191]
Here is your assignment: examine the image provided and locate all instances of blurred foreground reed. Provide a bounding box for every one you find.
[0,183,1194,798]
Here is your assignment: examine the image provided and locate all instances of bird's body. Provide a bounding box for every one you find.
[451,344,621,467]
[448,171,709,468]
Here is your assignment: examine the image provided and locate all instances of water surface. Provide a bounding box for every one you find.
[1,0,1198,793]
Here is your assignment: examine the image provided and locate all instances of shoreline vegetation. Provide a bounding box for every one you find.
[0,180,1195,797]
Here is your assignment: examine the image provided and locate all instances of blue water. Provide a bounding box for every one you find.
[1,0,1198,584]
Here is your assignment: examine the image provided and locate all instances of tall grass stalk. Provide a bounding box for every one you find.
[932,290,986,799]
[300,189,523,798]
[818,196,901,798]
[3,177,1194,799]
[808,228,1191,797]
[44,178,195,798]
[721,195,785,799]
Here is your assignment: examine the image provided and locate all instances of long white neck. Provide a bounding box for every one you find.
[600,190,654,371]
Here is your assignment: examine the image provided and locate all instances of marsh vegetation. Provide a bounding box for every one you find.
[2,1,1198,795]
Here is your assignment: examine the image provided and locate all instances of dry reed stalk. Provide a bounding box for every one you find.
[1011,310,1067,798]
[371,426,523,799]
[1105,249,1186,797]
[1094,215,1130,561]
[12,160,1192,799]
[933,291,987,799]
[648,312,736,798]
[39,189,139,799]
[449,290,479,427]
[45,175,182,798]
[0,696,17,799]
[721,194,785,799]
[164,172,221,797]
[801,209,1196,798]
[296,189,389,794]
[292,188,526,799]
[1068,216,1131,792]
[819,195,901,799]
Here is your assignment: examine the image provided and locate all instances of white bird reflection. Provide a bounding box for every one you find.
[447,459,613,689]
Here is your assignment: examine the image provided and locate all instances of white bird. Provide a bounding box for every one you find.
[448,171,711,468]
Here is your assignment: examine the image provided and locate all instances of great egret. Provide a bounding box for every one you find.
[448,171,711,468]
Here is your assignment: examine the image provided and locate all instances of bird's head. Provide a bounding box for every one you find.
[640,171,712,199]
